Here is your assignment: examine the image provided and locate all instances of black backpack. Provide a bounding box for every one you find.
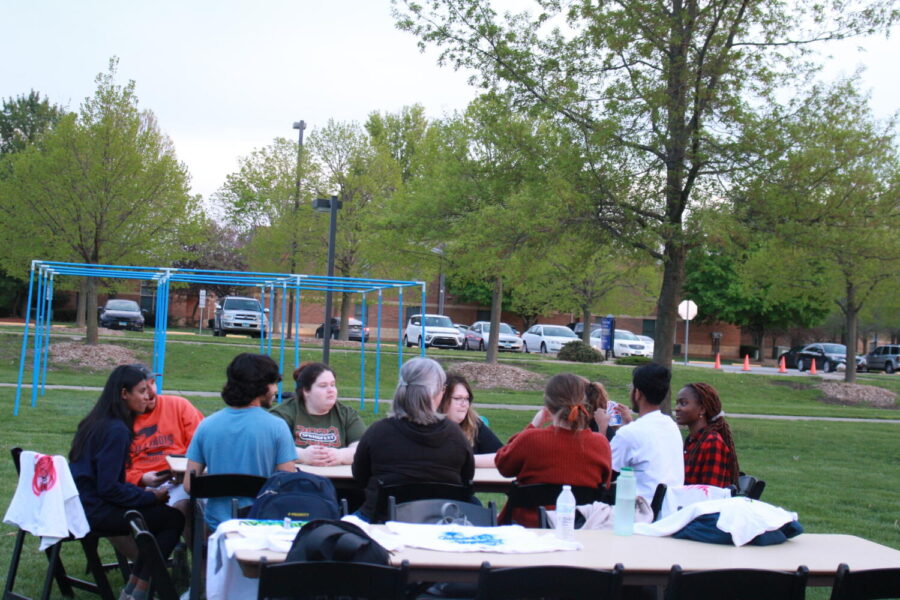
[246,471,340,521]
[286,519,390,565]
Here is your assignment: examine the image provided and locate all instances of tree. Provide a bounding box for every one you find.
[0,59,200,344]
[393,0,897,382]
[172,219,249,315]
[0,90,65,157]
[737,80,899,382]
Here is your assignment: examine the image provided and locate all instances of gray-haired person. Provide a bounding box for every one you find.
[351,357,474,521]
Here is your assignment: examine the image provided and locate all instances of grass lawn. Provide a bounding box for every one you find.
[1,331,898,598]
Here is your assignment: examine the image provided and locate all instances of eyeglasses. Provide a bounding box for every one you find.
[450,396,471,404]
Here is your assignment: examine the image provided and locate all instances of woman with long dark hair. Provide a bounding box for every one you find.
[438,374,503,467]
[674,382,740,487]
[70,365,184,600]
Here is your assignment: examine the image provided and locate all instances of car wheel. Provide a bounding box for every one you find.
[540,342,547,354]
[886,362,896,374]
[478,340,485,351]
[797,359,805,372]
[823,360,832,372]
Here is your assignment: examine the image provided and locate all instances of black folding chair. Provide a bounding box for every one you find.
[830,563,900,600]
[665,564,809,600]
[371,480,474,524]
[4,447,129,600]
[733,475,767,500]
[390,498,498,526]
[474,561,624,600]
[124,511,179,600]
[188,472,267,600]
[257,558,410,600]
[502,482,607,527]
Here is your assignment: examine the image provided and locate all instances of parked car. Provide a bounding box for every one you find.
[403,314,464,349]
[778,345,807,369]
[454,323,469,335]
[98,299,145,332]
[794,343,850,372]
[864,344,900,373]
[590,328,652,358]
[464,321,524,352]
[636,334,655,356]
[315,317,370,342]
[521,324,578,354]
[213,296,268,338]
[568,322,603,337]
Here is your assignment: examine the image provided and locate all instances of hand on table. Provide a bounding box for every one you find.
[300,445,342,466]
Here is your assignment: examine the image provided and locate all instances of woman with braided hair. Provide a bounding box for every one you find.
[495,373,612,527]
[674,382,740,487]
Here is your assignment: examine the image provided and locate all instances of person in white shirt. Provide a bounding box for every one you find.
[596,363,684,499]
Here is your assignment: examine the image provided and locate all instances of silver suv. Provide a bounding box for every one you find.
[213,296,268,338]
[864,345,900,374]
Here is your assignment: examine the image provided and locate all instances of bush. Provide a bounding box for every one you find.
[616,356,652,366]
[557,340,604,363]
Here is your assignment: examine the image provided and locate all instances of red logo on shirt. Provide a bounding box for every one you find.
[32,454,57,495]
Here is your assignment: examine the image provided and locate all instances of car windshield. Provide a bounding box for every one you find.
[822,344,846,354]
[224,299,261,311]
[616,330,639,340]
[482,323,515,334]
[544,326,577,337]
[424,316,453,327]
[106,300,139,312]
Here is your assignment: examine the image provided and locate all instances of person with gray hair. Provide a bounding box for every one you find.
[352,358,474,521]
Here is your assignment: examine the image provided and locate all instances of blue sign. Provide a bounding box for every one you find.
[598,317,616,351]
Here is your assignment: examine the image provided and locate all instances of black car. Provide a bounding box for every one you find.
[794,343,849,372]
[98,299,145,332]
[777,345,807,369]
[315,317,370,342]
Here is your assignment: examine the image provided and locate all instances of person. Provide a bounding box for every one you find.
[495,374,613,527]
[270,361,366,465]
[674,382,740,487]
[125,364,203,514]
[438,374,503,467]
[597,363,684,500]
[69,365,184,600]
[352,357,474,522]
[185,353,296,529]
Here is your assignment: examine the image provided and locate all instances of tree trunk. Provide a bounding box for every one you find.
[76,278,87,327]
[286,290,295,339]
[339,291,352,341]
[653,241,686,414]
[843,282,859,384]
[486,277,502,364]
[85,277,98,345]
[581,306,592,343]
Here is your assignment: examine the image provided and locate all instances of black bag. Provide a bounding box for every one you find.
[246,471,340,521]
[286,519,390,565]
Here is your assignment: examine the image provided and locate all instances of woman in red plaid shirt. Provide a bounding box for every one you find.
[674,383,740,487]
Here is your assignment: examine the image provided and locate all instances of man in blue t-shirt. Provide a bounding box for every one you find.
[185,353,296,529]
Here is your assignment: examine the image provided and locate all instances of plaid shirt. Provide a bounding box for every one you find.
[683,428,735,488]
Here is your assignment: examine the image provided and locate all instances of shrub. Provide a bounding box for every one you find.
[616,356,652,366]
[557,340,604,363]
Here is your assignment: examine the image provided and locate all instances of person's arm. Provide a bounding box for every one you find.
[275,461,295,473]
[351,431,372,486]
[688,433,732,488]
[335,441,359,465]
[474,452,496,468]
[95,425,158,507]
[183,459,205,494]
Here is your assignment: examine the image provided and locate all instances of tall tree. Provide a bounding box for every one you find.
[0,90,65,157]
[0,59,200,344]
[393,0,897,381]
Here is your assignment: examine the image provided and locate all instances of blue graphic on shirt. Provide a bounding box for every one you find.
[438,531,503,546]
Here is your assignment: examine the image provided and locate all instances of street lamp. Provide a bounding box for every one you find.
[287,120,306,340]
[313,195,342,363]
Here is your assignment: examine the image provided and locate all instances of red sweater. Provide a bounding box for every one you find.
[495,424,612,527]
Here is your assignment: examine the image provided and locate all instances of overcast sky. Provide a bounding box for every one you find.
[2,0,897,202]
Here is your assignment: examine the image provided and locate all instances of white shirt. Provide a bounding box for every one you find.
[610,409,684,499]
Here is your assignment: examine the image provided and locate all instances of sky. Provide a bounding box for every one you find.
[2,0,897,203]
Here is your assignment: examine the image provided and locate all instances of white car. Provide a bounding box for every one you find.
[403,314,464,349]
[521,324,579,354]
[590,329,652,357]
[464,321,524,352]
[636,334,655,356]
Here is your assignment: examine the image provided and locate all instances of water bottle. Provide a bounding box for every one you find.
[555,485,576,541]
[613,468,637,536]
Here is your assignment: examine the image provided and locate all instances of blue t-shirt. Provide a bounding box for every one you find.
[186,406,296,528]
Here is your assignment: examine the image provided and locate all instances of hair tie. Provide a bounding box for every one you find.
[711,410,725,421]
[567,404,589,423]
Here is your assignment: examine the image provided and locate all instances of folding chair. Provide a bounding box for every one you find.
[124,511,179,600]
[502,482,607,527]
[829,563,900,600]
[390,498,498,526]
[257,558,410,600]
[665,564,808,600]
[474,561,624,600]
[4,448,129,600]
[188,472,267,600]
[371,480,474,524]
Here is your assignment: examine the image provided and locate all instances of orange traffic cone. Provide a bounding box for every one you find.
[779,355,787,373]
[742,354,751,371]
[714,353,721,369]
[810,359,817,375]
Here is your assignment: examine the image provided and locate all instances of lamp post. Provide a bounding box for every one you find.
[287,120,306,340]
[313,195,342,363]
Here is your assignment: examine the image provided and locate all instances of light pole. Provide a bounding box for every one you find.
[287,120,306,340]
[313,195,342,363]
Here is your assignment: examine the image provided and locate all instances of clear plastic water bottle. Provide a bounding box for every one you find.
[555,485,576,541]
[613,467,637,536]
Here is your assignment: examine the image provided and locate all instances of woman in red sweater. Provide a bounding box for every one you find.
[495,374,612,527]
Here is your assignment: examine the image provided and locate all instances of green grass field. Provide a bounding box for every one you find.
[1,329,898,597]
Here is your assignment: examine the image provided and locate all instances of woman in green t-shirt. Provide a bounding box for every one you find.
[270,362,366,465]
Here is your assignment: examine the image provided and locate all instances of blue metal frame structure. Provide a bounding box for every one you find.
[13,260,426,415]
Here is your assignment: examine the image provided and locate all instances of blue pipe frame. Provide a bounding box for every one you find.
[13,260,425,416]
